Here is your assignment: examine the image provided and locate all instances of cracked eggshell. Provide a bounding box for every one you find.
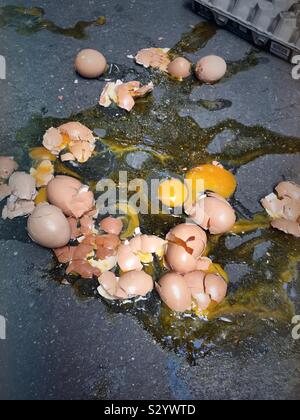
[0,156,18,180]
[27,203,72,249]
[58,122,95,144]
[156,273,192,312]
[100,216,123,235]
[165,224,207,274]
[42,127,64,156]
[204,273,228,304]
[47,176,94,218]
[2,197,35,220]
[0,184,12,202]
[271,219,300,238]
[130,234,166,255]
[276,181,300,200]
[116,271,153,299]
[75,49,107,79]
[98,271,118,297]
[8,172,37,200]
[195,55,227,83]
[189,193,236,235]
[117,244,143,272]
[167,57,191,79]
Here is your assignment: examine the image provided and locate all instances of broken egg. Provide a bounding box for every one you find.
[165,223,207,274]
[42,122,96,163]
[262,181,300,237]
[27,203,71,249]
[158,178,188,208]
[75,49,107,79]
[99,80,154,112]
[100,216,123,235]
[0,156,18,180]
[195,55,227,83]
[30,160,54,188]
[117,244,143,272]
[8,172,37,201]
[2,197,35,220]
[184,271,228,312]
[186,163,237,201]
[135,48,171,72]
[167,57,191,80]
[98,270,153,300]
[47,176,94,218]
[156,273,192,312]
[186,193,236,235]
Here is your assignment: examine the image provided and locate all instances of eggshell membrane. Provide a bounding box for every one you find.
[195,55,227,83]
[9,172,37,200]
[116,271,153,299]
[186,163,237,200]
[156,273,192,312]
[27,203,71,249]
[47,176,94,218]
[117,244,143,272]
[75,49,107,79]
[0,156,18,179]
[167,57,191,79]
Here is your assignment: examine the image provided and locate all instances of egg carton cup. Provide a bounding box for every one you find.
[192,0,300,62]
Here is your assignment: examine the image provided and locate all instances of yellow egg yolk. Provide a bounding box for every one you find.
[158,178,188,208]
[185,164,237,201]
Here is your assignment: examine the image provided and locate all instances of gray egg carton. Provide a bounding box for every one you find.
[192,0,300,61]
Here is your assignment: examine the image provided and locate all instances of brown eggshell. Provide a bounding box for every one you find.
[116,271,153,299]
[47,176,94,218]
[99,271,118,297]
[2,198,35,220]
[276,181,300,200]
[204,273,228,304]
[100,216,123,235]
[203,194,236,234]
[167,57,191,79]
[27,203,71,249]
[58,122,95,144]
[117,244,143,272]
[42,127,64,155]
[8,172,37,200]
[75,49,107,79]
[195,55,227,83]
[166,223,207,258]
[271,218,300,238]
[130,235,166,254]
[165,245,199,274]
[0,184,12,202]
[156,273,192,312]
[0,156,18,179]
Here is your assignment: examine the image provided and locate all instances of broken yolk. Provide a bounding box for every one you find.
[158,179,188,208]
[30,160,54,188]
[29,147,57,162]
[35,187,48,205]
[185,164,237,201]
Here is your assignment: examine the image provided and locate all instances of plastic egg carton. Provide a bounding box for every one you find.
[192,0,300,61]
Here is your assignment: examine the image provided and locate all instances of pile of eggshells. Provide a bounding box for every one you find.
[0,144,237,315]
[74,47,228,112]
[3,43,298,317]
